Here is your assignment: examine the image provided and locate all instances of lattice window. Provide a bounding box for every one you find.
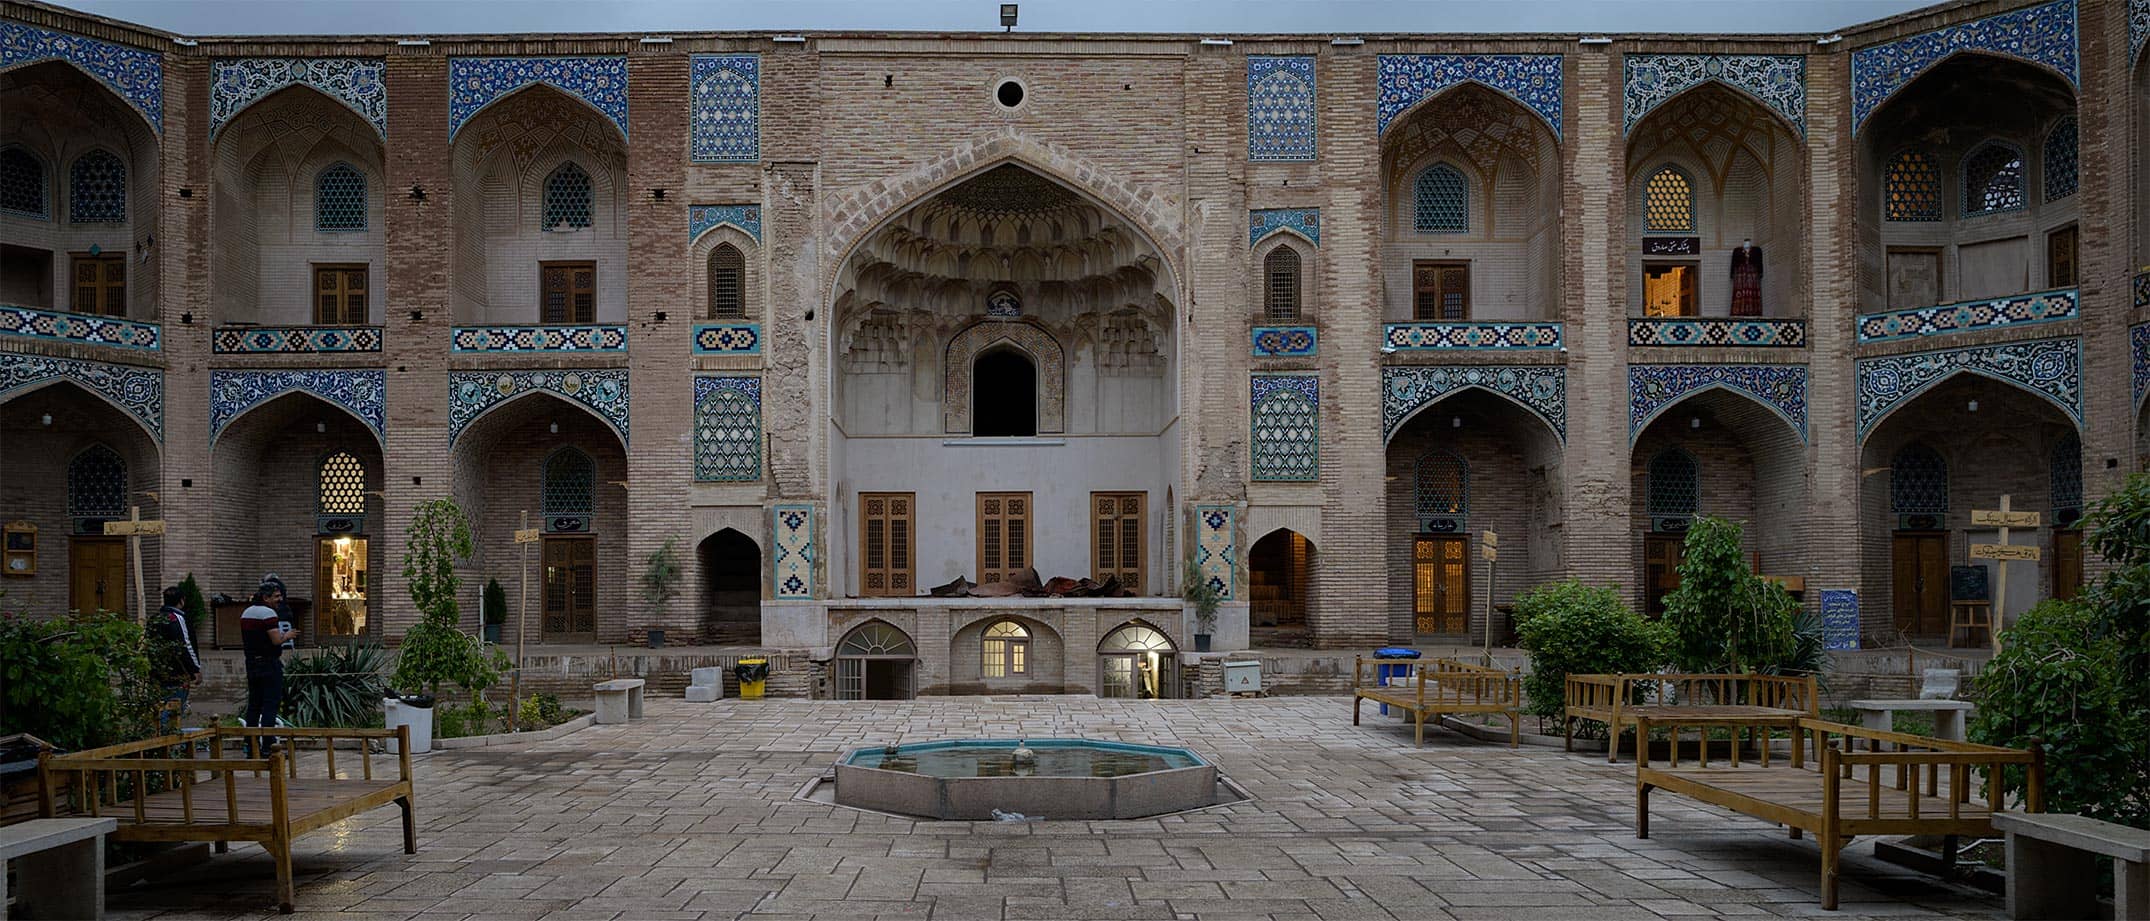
[541,448,596,520]
[859,492,915,597]
[695,382,761,481]
[66,444,126,520]
[838,620,915,656]
[981,620,1029,678]
[1646,448,1700,517]
[1414,451,1468,520]
[2043,117,2078,202]
[1885,150,1942,222]
[314,162,367,231]
[1413,163,1468,233]
[1962,141,2025,216]
[1644,166,1694,234]
[708,243,745,319]
[1890,444,1949,514]
[1263,247,1300,323]
[2051,433,2083,514]
[1251,381,1319,481]
[68,150,125,224]
[318,451,366,515]
[1091,492,1146,590]
[0,147,47,218]
[542,161,594,230]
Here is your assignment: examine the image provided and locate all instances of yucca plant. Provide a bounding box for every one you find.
[283,642,390,728]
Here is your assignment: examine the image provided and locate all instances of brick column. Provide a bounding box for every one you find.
[1563,47,1632,596]
[157,53,213,596]
[2075,0,2133,533]
[763,158,823,595]
[1803,49,1865,606]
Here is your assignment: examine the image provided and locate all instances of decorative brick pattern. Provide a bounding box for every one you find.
[943,321,1064,434]
[0,21,162,130]
[771,503,815,599]
[212,325,382,354]
[447,56,629,140]
[448,369,630,446]
[1382,365,1566,442]
[688,204,761,242]
[1194,504,1236,600]
[693,375,761,482]
[1856,337,2082,436]
[1250,375,1319,482]
[690,54,759,163]
[1250,326,1317,357]
[1628,364,1810,442]
[1623,54,1806,135]
[0,352,162,440]
[1383,322,1562,351]
[0,304,160,351]
[209,369,386,444]
[1850,0,2077,133]
[211,58,385,137]
[1247,56,1316,162]
[1854,288,2077,344]
[1628,318,1806,348]
[450,325,627,352]
[692,323,762,355]
[1377,54,1564,138]
[1249,208,1320,247]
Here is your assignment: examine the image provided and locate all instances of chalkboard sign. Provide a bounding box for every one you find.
[1819,590,1859,651]
[1950,565,1990,602]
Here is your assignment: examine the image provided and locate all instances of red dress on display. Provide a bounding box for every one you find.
[1730,244,1764,317]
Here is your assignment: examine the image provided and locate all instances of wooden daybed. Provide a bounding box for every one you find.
[1565,672,1817,762]
[1351,656,1521,747]
[1632,714,2043,910]
[39,726,417,914]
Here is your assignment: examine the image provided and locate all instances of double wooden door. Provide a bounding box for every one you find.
[541,536,596,641]
[68,537,126,614]
[1891,531,1950,636]
[1412,535,1468,635]
[1644,535,1685,616]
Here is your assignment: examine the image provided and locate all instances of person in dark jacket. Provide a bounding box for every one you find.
[149,585,203,731]
[241,581,298,750]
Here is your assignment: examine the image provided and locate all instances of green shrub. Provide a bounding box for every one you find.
[1513,581,1668,721]
[437,697,501,739]
[0,607,162,749]
[283,643,389,728]
[176,573,209,638]
[1662,516,1808,676]
[517,692,568,730]
[1970,599,2142,824]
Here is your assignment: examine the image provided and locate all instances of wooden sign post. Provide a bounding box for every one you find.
[510,512,541,731]
[103,506,165,624]
[1480,530,1499,662]
[1968,495,2040,655]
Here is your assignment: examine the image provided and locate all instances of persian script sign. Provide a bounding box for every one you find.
[1970,509,2041,528]
[1643,236,1699,256]
[1970,543,2040,562]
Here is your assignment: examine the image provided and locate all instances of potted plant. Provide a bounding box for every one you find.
[1182,557,1220,653]
[481,577,506,645]
[640,538,682,648]
[388,499,506,751]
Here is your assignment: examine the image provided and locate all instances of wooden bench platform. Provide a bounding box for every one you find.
[1566,672,1817,762]
[1351,656,1520,747]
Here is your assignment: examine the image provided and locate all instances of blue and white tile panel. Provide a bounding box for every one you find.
[689,204,762,243]
[1251,326,1317,358]
[448,56,628,140]
[690,55,760,163]
[1854,288,2076,344]
[0,305,160,351]
[2133,322,2150,408]
[1377,54,1564,138]
[0,21,162,131]
[692,375,761,482]
[1250,375,1319,482]
[1628,364,1809,442]
[209,369,386,445]
[211,58,386,137]
[447,369,630,446]
[1250,208,1320,247]
[693,323,762,355]
[1627,318,1806,348]
[771,503,815,599]
[1623,54,1806,135]
[450,325,627,353]
[2133,0,2150,63]
[1193,504,1236,601]
[1247,56,1317,162]
[0,352,162,440]
[213,325,382,354]
[1850,0,2077,133]
[1855,337,2081,437]
[1382,365,1567,443]
[1383,322,1562,352]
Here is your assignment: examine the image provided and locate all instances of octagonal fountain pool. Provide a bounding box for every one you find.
[834,739,1220,820]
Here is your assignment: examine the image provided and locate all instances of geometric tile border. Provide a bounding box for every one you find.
[2135,271,2150,308]
[690,54,760,163]
[450,325,627,353]
[1193,504,1236,601]
[1384,322,1563,351]
[1856,337,2082,437]
[212,325,382,354]
[1623,54,1806,135]
[1250,208,1321,247]
[1382,364,1567,443]
[693,323,762,355]
[1250,375,1319,482]
[771,502,815,600]
[2133,322,2150,408]
[1376,54,1564,139]
[210,58,386,137]
[1251,326,1317,357]
[1628,364,1810,443]
[448,56,629,140]
[0,21,162,131]
[1248,56,1317,162]
[447,368,630,446]
[1628,317,1807,348]
[688,204,762,243]
[1855,288,2076,344]
[1851,0,2077,134]
[2135,0,2150,63]
[209,369,385,446]
[0,352,163,441]
[0,304,161,351]
[693,375,762,482]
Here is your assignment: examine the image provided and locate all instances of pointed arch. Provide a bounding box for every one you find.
[447,70,630,146]
[1643,164,1696,234]
[707,241,747,319]
[1854,46,2079,136]
[1961,138,2027,216]
[1262,244,1303,322]
[0,54,161,134]
[1625,74,1807,140]
[943,320,1065,435]
[1628,378,1807,446]
[0,144,50,218]
[1382,378,1566,448]
[209,376,387,450]
[449,387,630,453]
[1413,450,1470,526]
[1377,74,1565,143]
[0,376,163,445]
[1098,618,1177,653]
[1857,364,2083,443]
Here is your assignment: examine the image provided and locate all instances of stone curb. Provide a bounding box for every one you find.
[432,713,594,750]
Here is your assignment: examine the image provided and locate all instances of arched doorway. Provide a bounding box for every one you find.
[1097,621,1177,700]
[698,528,760,644]
[973,347,1037,437]
[835,620,916,700]
[0,381,163,617]
[1247,529,1313,646]
[1629,387,1806,617]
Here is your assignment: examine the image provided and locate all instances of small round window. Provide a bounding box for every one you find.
[995,79,1026,109]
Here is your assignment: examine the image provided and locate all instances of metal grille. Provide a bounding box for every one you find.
[0,147,46,218]
[697,383,760,481]
[1644,166,1694,233]
[68,150,125,223]
[1251,387,1318,481]
[67,443,126,520]
[982,620,1029,678]
[1412,163,1467,233]
[1263,247,1300,322]
[1646,448,1699,517]
[707,243,745,318]
[315,162,367,231]
[2051,432,2082,513]
[1885,150,1942,222]
[1962,142,2025,216]
[2043,117,2078,202]
[541,448,596,516]
[318,451,366,515]
[542,161,594,230]
[837,621,916,656]
[1890,443,1949,514]
[1414,451,1468,519]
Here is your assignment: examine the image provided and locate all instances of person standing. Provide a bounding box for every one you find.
[240,581,298,750]
[148,586,203,731]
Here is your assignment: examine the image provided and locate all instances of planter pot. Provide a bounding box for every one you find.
[1194,633,1212,652]
[646,628,665,648]
[482,623,502,644]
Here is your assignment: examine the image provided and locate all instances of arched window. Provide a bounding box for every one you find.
[1890,444,1949,515]
[1412,163,1468,233]
[318,451,366,515]
[708,243,746,319]
[835,620,917,700]
[68,150,125,224]
[0,147,47,218]
[2042,117,2078,202]
[1962,141,2025,216]
[973,348,1037,437]
[66,444,127,525]
[1644,166,1694,234]
[1885,150,1943,222]
[981,620,1030,678]
[2051,432,2082,518]
[1098,621,1177,699]
[839,620,917,657]
[541,447,596,531]
[314,162,367,231]
[541,161,594,230]
[1263,247,1301,323]
[1414,450,1468,527]
[1646,448,1700,518]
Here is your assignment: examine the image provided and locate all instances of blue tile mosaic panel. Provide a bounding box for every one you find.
[0,352,162,440]
[209,369,386,444]
[1383,322,1562,351]
[0,21,162,131]
[448,369,630,446]
[1249,208,1320,247]
[450,325,627,353]
[1628,364,1809,442]
[0,304,160,350]
[2137,272,2150,309]
[1250,375,1319,482]
[693,375,762,482]
[1377,54,1564,138]
[1623,54,1806,135]
[2132,322,2150,407]
[693,323,762,355]
[690,55,760,163]
[771,503,815,599]
[212,325,382,353]
[688,204,762,242]
[2134,0,2150,62]
[1850,0,2077,134]
[1250,326,1317,358]
[1382,365,1567,442]
[1628,318,1807,348]
[1247,56,1316,162]
[1194,504,1236,600]
[210,58,386,137]
[1855,288,2076,344]
[1855,337,2082,436]
[448,56,629,140]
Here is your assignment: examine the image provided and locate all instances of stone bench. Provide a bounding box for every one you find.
[1993,810,2150,920]
[684,667,723,702]
[593,678,646,724]
[1,816,119,919]
[1847,698,1975,742]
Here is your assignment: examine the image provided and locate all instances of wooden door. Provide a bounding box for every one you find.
[1891,532,1949,636]
[976,492,1031,583]
[2054,529,2084,600]
[70,253,125,316]
[313,264,368,324]
[1412,261,1470,320]
[1644,535,1685,615]
[541,536,596,639]
[540,261,596,323]
[1412,535,1468,635]
[68,537,126,614]
[1887,249,1942,309]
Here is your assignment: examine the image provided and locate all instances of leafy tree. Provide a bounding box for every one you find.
[0,605,162,749]
[1660,516,1807,675]
[402,498,472,627]
[1513,580,1668,721]
[390,499,506,700]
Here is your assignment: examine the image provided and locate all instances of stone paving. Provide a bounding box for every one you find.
[112,697,2007,920]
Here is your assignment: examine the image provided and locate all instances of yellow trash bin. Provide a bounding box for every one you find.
[736,657,769,699]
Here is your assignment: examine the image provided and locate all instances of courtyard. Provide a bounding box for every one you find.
[110,697,2007,921]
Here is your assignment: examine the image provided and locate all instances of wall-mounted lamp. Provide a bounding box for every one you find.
[1000,3,1018,31]
[1966,400,1979,412]
[1690,416,1702,429]
[316,421,326,433]
[549,421,560,434]
[1451,416,1462,429]
[40,413,52,426]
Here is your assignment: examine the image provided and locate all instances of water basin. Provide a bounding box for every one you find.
[835,739,1218,820]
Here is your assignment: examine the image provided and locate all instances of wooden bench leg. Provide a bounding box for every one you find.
[1563,715,1573,752]
[1508,713,1519,749]
[274,835,295,914]
[399,795,417,854]
[1635,783,1651,839]
[1414,711,1425,747]
[1352,696,1361,726]
[1820,836,1840,911]
[2116,855,2148,921]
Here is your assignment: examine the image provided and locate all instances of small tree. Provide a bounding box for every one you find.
[391,499,504,702]
[482,578,507,626]
[1660,516,1803,675]
[1181,556,1221,634]
[640,538,683,609]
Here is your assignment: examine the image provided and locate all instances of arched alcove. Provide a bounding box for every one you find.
[0,61,161,317]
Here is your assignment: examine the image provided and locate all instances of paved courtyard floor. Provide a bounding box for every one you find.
[113,697,2006,920]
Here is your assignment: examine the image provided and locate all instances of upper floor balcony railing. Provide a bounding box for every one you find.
[213,324,384,354]
[1382,321,1562,352]
[1855,288,2077,345]
[1627,316,1807,348]
[450,324,628,353]
[0,304,161,352]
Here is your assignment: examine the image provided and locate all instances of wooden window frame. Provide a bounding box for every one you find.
[69,252,124,317]
[1090,491,1147,593]
[539,260,597,324]
[976,492,1033,584]
[2046,224,2079,289]
[858,492,915,598]
[312,263,368,325]
[1411,260,1470,321]
[981,621,1030,678]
